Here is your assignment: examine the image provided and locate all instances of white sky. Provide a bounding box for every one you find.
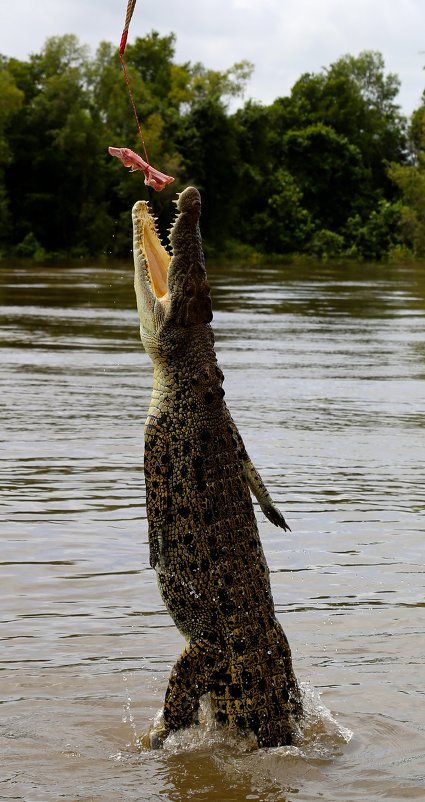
[1,0,424,116]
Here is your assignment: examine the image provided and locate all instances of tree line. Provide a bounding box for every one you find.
[1,32,425,262]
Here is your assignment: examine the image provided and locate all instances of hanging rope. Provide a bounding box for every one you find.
[118,0,150,165]
[109,0,174,191]
[120,0,137,53]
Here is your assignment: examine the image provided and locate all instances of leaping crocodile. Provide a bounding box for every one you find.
[132,186,302,748]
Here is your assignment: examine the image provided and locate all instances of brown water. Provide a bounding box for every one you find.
[1,260,424,802]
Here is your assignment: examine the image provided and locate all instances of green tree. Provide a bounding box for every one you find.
[175,56,253,246]
[0,65,24,246]
[0,35,411,261]
[289,51,404,167]
[282,123,367,230]
[388,162,425,256]
[125,31,177,102]
[408,104,425,159]
[232,101,274,245]
[270,51,405,205]
[250,169,313,253]
[187,60,254,108]
[345,200,402,260]
[387,93,425,257]
[178,98,241,244]
[6,35,111,255]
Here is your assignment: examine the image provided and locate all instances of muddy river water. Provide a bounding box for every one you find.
[1,259,424,801]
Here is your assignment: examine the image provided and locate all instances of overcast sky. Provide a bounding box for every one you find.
[1,0,425,115]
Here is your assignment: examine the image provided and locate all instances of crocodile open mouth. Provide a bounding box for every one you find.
[133,201,171,301]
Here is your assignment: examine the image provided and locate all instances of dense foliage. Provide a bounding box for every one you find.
[1,33,424,261]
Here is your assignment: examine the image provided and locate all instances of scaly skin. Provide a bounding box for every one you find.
[133,187,302,748]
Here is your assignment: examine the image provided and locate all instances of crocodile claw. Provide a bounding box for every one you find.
[137,717,169,750]
[263,502,291,531]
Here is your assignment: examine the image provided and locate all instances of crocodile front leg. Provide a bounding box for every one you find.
[242,454,291,531]
[229,421,291,531]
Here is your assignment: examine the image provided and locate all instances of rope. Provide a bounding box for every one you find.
[124,0,137,33]
[119,0,150,165]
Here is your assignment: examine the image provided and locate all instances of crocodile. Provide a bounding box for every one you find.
[132,186,302,748]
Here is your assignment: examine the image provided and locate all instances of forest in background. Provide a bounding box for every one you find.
[1,32,425,262]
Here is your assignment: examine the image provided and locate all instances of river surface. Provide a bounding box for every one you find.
[1,259,424,802]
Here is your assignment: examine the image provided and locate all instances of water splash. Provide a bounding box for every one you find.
[141,683,352,758]
[280,682,353,760]
[121,673,138,742]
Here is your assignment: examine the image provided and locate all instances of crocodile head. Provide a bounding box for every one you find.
[132,187,212,345]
